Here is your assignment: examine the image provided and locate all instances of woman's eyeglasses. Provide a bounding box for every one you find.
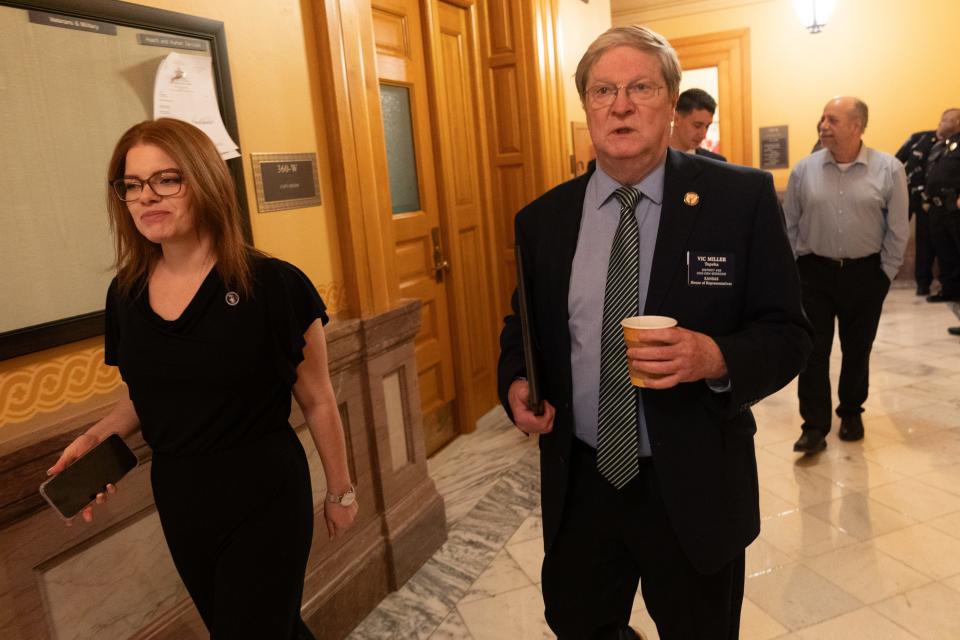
[110,170,184,202]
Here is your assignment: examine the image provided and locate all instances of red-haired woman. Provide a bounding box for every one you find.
[49,118,356,639]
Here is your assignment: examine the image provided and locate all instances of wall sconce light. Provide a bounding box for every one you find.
[793,0,836,33]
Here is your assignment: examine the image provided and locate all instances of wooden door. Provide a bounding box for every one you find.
[372,0,459,454]
[670,29,752,165]
[423,0,499,433]
[571,121,595,176]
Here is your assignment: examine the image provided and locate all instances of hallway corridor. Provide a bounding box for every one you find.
[350,285,960,639]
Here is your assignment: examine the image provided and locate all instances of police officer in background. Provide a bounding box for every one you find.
[922,108,960,335]
[896,123,941,295]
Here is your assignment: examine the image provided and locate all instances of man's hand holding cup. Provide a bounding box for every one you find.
[622,315,727,389]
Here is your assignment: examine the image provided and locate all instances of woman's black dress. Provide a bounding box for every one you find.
[105,256,327,639]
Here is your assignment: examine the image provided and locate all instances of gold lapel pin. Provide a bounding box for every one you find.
[684,192,700,206]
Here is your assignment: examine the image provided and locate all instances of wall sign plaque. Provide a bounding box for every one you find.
[28,10,117,35]
[251,153,322,212]
[136,33,207,51]
[760,125,789,169]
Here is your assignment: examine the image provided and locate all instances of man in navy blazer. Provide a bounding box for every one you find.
[670,88,727,162]
[498,26,811,639]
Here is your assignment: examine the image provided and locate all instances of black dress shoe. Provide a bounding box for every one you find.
[917,285,931,296]
[927,293,958,303]
[793,430,827,454]
[838,415,864,441]
[949,327,960,336]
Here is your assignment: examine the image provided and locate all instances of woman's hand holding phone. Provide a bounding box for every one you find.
[47,433,118,524]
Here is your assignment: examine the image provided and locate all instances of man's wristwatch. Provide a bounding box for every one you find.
[326,485,356,507]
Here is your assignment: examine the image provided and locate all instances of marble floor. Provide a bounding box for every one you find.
[348,285,960,640]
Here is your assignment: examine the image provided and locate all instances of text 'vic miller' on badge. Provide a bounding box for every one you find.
[687,251,734,287]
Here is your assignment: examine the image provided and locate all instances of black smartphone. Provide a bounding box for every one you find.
[39,434,138,520]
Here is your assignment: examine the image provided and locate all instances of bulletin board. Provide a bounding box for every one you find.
[0,0,248,360]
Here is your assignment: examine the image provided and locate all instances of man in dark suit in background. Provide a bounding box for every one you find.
[669,88,726,161]
[497,25,811,640]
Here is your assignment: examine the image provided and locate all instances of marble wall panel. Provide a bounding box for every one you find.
[383,369,411,471]
[40,510,188,640]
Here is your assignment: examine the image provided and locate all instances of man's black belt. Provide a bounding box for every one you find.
[803,253,880,268]
[925,188,957,210]
[931,195,959,209]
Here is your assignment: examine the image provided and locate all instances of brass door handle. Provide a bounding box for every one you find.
[431,227,450,283]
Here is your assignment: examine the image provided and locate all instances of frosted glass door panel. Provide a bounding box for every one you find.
[380,83,421,214]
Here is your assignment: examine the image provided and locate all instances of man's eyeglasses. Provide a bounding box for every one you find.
[110,170,185,202]
[586,81,664,109]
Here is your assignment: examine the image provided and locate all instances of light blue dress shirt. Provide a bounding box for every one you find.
[568,162,665,455]
[783,146,909,281]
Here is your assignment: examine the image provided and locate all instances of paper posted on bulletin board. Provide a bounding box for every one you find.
[153,52,239,159]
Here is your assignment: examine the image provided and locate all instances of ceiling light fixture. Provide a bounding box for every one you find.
[794,0,837,34]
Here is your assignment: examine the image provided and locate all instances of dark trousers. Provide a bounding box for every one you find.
[914,207,936,289]
[153,429,316,639]
[930,207,960,298]
[542,439,745,640]
[797,254,890,433]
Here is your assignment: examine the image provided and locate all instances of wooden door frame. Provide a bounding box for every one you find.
[477,0,568,320]
[421,0,501,433]
[371,0,464,455]
[308,0,400,318]
[670,29,752,166]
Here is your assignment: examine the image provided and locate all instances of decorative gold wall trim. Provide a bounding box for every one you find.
[612,0,773,23]
[317,280,348,315]
[0,346,121,426]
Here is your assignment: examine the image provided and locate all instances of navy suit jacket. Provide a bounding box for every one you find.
[695,147,727,162]
[498,148,812,574]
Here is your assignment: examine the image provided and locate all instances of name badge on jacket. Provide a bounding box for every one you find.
[687,252,734,287]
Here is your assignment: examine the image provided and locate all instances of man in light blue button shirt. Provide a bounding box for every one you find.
[784,96,908,454]
[498,25,811,640]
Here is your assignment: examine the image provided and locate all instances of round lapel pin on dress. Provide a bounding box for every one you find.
[951,142,958,152]
[683,192,700,206]
[225,291,240,306]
